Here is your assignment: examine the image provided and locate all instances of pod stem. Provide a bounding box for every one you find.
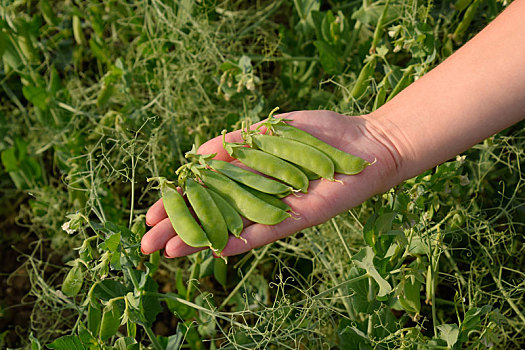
[146,176,171,190]
[222,129,246,156]
[258,106,292,135]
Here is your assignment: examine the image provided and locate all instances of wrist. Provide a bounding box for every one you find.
[359,111,414,191]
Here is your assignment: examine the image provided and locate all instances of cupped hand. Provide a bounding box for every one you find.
[141,110,401,258]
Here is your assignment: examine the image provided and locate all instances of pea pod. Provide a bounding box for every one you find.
[99,302,121,341]
[453,0,481,43]
[61,263,84,297]
[185,178,228,253]
[159,179,210,248]
[197,168,290,225]
[224,142,309,193]
[207,188,244,238]
[373,70,392,111]
[350,56,376,99]
[385,65,414,102]
[271,123,369,175]
[249,134,336,181]
[207,158,292,196]
[239,183,291,212]
[370,0,391,53]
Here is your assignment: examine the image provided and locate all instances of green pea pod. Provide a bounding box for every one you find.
[227,146,309,193]
[160,180,210,248]
[87,302,102,336]
[99,302,121,341]
[198,169,290,225]
[272,124,369,175]
[373,70,392,111]
[454,0,472,11]
[385,65,414,102]
[239,183,291,212]
[73,15,86,46]
[370,0,391,53]
[250,134,335,181]
[453,0,480,43]
[207,159,292,195]
[185,178,228,253]
[61,263,84,297]
[207,188,243,238]
[350,56,376,99]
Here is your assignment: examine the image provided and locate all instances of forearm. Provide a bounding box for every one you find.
[367,0,525,184]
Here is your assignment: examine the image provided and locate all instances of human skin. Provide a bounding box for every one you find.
[141,0,525,258]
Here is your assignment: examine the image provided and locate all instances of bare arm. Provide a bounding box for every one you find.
[368,0,525,187]
[142,1,525,258]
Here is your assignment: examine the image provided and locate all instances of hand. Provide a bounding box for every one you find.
[141,110,401,257]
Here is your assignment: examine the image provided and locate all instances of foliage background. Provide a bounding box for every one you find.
[0,0,523,349]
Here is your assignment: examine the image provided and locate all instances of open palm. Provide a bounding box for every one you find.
[141,110,400,257]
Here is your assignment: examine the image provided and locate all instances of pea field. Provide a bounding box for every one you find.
[1,0,524,349]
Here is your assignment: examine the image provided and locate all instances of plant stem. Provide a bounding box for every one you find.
[219,245,270,310]
[186,251,202,301]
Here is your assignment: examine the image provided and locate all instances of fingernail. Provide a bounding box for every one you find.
[163,250,172,258]
[141,247,147,254]
[145,219,152,227]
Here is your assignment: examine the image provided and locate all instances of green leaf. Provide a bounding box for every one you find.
[347,267,380,314]
[338,319,370,349]
[398,273,421,314]
[114,337,139,350]
[165,292,196,319]
[313,40,343,75]
[460,305,491,338]
[29,332,42,350]
[352,247,392,297]
[293,0,320,21]
[0,31,9,59]
[92,280,131,302]
[1,147,18,172]
[375,212,396,233]
[437,324,459,348]
[22,85,50,111]
[46,335,86,350]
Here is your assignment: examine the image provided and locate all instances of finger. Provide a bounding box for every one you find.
[196,113,296,160]
[219,170,374,257]
[164,235,204,258]
[141,218,177,254]
[146,198,167,226]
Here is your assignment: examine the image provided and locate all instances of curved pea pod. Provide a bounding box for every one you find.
[227,146,309,193]
[207,159,292,196]
[385,65,414,103]
[61,263,84,297]
[251,134,335,181]
[453,0,481,43]
[198,168,290,225]
[238,184,291,212]
[99,302,121,341]
[350,56,377,99]
[160,181,210,248]
[185,178,228,253]
[207,188,243,238]
[273,124,369,175]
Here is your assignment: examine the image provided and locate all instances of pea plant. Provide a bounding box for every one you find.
[2,0,523,349]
